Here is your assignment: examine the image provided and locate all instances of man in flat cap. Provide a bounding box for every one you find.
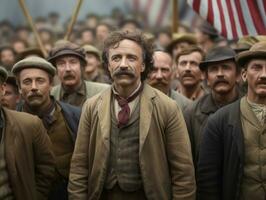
[0,66,55,199]
[68,31,195,199]
[82,44,110,84]
[48,40,109,107]
[197,42,266,200]
[184,46,241,164]
[12,56,81,200]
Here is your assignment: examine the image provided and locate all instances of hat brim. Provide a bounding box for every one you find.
[236,51,266,67]
[48,49,86,65]
[166,37,197,53]
[199,56,235,71]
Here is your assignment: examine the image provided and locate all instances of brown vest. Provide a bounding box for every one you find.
[105,98,142,192]
[240,97,266,199]
[48,103,74,179]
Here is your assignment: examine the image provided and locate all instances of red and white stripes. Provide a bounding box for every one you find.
[187,0,266,39]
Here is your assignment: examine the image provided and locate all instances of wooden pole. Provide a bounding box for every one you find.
[64,0,84,40]
[172,0,179,34]
[18,0,48,57]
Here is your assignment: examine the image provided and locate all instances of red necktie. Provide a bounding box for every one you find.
[114,84,144,128]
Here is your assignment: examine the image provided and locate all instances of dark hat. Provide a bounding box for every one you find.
[198,21,218,37]
[236,41,266,67]
[12,56,56,76]
[82,45,101,61]
[48,40,86,65]
[166,33,197,54]
[6,76,18,88]
[17,47,44,60]
[0,66,8,83]
[199,46,236,71]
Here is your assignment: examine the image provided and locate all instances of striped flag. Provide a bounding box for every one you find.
[187,0,266,39]
[125,0,171,27]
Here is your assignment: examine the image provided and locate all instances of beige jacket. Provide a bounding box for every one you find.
[68,84,196,200]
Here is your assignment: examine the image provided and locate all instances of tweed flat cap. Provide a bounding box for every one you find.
[199,46,236,71]
[0,66,8,83]
[82,45,101,61]
[48,40,86,65]
[12,56,56,76]
[166,33,197,54]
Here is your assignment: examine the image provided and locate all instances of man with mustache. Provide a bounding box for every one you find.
[12,56,81,200]
[184,46,241,164]
[175,46,207,101]
[147,50,192,111]
[68,31,196,199]
[197,41,266,200]
[0,66,55,200]
[48,41,109,107]
[1,76,20,110]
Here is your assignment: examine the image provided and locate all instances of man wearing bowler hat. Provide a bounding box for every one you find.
[12,56,81,200]
[0,66,55,200]
[184,46,241,164]
[197,41,266,200]
[48,41,109,107]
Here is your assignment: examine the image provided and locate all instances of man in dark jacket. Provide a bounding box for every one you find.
[0,66,55,200]
[197,41,266,200]
[184,46,241,164]
[12,56,81,200]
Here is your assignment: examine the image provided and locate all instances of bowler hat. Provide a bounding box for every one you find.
[48,40,86,65]
[198,21,218,37]
[199,46,236,71]
[6,76,18,88]
[236,41,266,67]
[0,66,8,83]
[12,56,56,76]
[166,33,197,54]
[82,45,101,61]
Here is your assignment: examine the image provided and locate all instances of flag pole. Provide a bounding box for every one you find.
[64,0,84,40]
[18,0,48,57]
[172,0,179,34]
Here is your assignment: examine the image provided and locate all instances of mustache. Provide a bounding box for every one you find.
[112,70,135,77]
[63,73,75,80]
[213,79,229,86]
[28,92,43,99]
[182,73,195,79]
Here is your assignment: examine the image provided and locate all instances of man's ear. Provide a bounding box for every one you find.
[141,63,145,72]
[241,68,247,82]
[1,83,6,95]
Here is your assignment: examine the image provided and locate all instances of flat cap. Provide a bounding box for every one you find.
[82,45,101,61]
[199,46,236,71]
[166,33,197,54]
[12,56,56,76]
[0,66,8,83]
[48,40,86,65]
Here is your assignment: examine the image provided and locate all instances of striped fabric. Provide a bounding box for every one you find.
[187,0,266,39]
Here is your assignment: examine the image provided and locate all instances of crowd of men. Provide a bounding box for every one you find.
[0,10,265,200]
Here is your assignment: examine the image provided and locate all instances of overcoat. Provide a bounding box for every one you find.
[68,84,196,200]
[3,108,55,200]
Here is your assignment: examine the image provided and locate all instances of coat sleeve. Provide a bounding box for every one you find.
[166,103,196,200]
[32,117,56,200]
[197,114,222,200]
[68,102,91,199]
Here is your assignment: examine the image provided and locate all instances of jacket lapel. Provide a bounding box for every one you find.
[97,88,112,150]
[139,84,155,154]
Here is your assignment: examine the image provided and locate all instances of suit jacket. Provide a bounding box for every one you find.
[51,80,110,101]
[68,84,195,200]
[3,108,55,200]
[170,89,192,112]
[197,99,245,200]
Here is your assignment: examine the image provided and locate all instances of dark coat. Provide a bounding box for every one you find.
[197,99,244,200]
[184,93,219,164]
[3,108,55,200]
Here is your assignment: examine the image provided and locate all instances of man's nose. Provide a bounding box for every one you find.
[155,69,163,79]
